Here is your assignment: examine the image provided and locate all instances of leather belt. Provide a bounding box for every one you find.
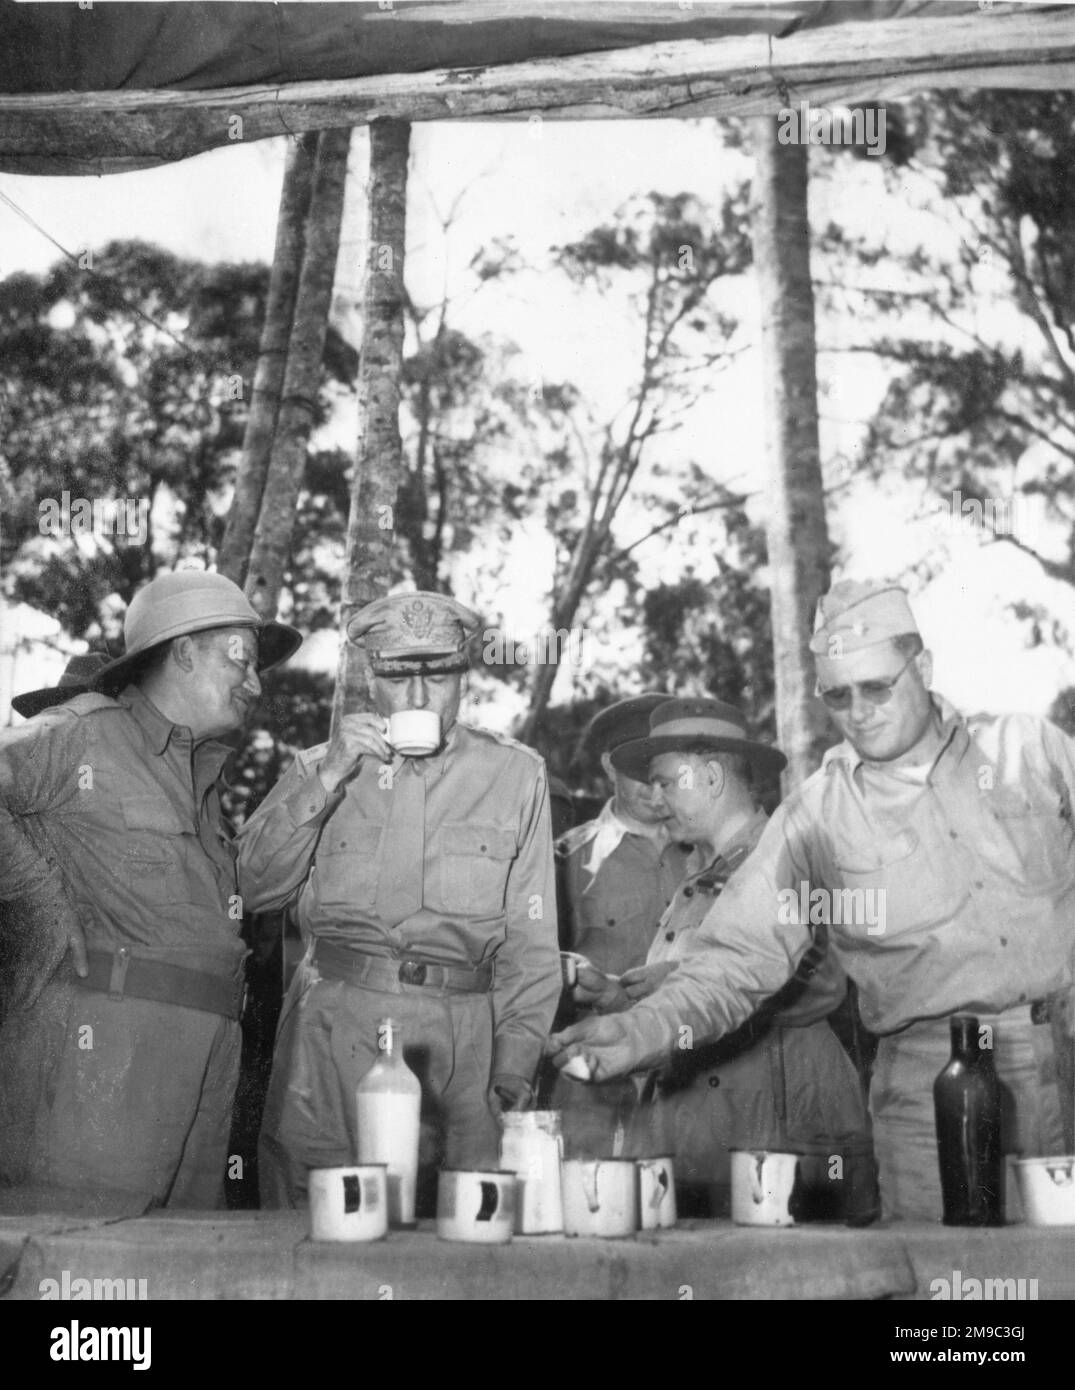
[75,947,247,1021]
[312,939,493,995]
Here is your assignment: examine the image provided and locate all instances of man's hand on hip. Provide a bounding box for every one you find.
[318,712,394,792]
[545,1014,637,1082]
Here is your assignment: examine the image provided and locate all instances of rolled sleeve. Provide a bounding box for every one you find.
[491,763,560,1079]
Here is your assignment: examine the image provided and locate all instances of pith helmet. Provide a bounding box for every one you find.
[94,570,302,692]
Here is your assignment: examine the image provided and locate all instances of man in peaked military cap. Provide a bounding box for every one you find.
[0,569,301,1206]
[550,579,1075,1220]
[239,590,560,1209]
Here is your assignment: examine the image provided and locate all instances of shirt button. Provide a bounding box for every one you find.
[607,917,617,926]
[999,937,1008,947]
[949,830,958,840]
[708,1077,720,1089]
[683,887,694,898]
[480,844,487,853]
[974,880,984,889]
[665,932,675,942]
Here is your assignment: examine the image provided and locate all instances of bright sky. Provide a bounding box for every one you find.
[2,113,1074,728]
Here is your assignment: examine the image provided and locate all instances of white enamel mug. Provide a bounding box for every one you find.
[638,1155,677,1231]
[436,1169,517,1244]
[309,1165,389,1242]
[730,1149,801,1227]
[386,709,441,756]
[561,1159,639,1238]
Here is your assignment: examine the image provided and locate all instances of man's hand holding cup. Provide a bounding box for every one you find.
[318,713,395,793]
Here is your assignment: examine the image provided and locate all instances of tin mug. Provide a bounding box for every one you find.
[561,1158,639,1237]
[309,1165,389,1242]
[637,1155,677,1230]
[730,1149,801,1227]
[436,1169,517,1244]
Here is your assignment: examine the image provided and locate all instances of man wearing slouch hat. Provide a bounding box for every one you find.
[549,579,1075,1220]
[239,590,559,1208]
[0,570,300,1206]
[550,694,690,1156]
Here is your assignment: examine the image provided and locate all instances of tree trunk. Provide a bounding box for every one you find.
[749,116,832,790]
[218,132,318,585]
[244,126,351,619]
[334,119,411,722]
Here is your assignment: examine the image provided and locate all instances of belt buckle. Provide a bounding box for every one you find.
[1030,998,1051,1025]
[398,959,428,986]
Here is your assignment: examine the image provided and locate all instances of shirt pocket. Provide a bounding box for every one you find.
[438,822,516,917]
[832,826,966,939]
[315,821,384,911]
[988,788,1075,892]
[119,795,190,904]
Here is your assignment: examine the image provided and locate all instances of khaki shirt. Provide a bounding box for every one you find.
[645,808,847,1029]
[236,721,559,1079]
[0,686,243,973]
[620,697,1075,1072]
[557,802,689,975]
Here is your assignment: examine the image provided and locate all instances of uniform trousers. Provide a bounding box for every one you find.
[258,959,500,1209]
[870,1007,1066,1221]
[0,978,240,1208]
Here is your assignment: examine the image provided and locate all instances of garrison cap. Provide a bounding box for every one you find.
[347,590,481,676]
[809,579,920,658]
[585,693,671,758]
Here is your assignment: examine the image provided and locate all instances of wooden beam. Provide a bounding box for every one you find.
[1,7,1073,174]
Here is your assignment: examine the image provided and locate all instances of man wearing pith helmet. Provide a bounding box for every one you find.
[549,579,1075,1220]
[239,590,560,1209]
[0,569,301,1205]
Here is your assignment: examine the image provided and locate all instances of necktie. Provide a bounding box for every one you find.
[375,757,427,927]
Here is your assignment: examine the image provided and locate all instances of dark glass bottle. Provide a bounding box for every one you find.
[933,1014,1004,1226]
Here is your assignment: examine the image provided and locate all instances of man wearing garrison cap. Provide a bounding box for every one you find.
[239,591,560,1209]
[550,695,690,1155]
[550,579,1075,1220]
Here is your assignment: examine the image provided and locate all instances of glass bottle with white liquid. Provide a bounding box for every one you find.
[355,1017,422,1227]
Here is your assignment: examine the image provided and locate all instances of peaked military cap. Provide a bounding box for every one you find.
[347,590,481,676]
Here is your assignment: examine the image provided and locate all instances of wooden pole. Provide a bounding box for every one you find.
[749,115,831,791]
[218,131,318,586]
[334,119,411,724]
[244,126,351,619]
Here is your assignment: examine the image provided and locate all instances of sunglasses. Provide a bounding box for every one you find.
[815,653,917,712]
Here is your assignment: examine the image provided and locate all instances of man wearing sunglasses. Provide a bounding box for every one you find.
[548,578,1074,1220]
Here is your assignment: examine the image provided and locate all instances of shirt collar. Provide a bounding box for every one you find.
[118,682,233,777]
[820,693,964,781]
[582,798,668,878]
[119,683,185,755]
[688,807,769,880]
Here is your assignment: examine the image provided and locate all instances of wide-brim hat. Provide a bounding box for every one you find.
[93,570,302,693]
[610,697,786,782]
[584,693,672,757]
[11,652,111,718]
